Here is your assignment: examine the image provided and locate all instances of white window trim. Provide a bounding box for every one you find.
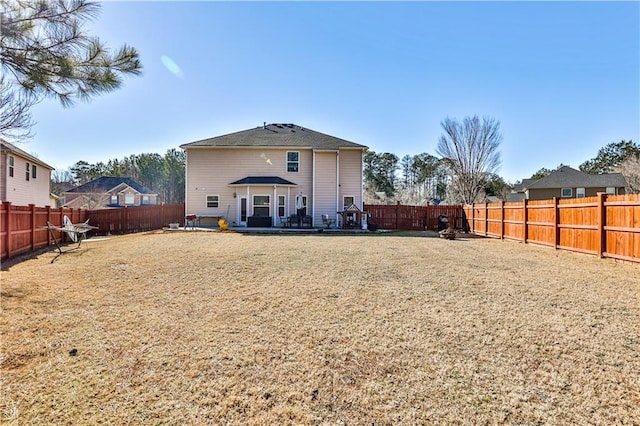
[343,195,355,210]
[206,194,220,208]
[606,187,616,195]
[8,156,14,177]
[277,195,286,217]
[286,151,300,173]
[125,193,135,205]
[561,188,572,198]
[253,194,271,216]
[110,195,118,205]
[576,187,585,198]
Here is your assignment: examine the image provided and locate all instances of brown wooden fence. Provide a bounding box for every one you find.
[463,194,640,263]
[1,203,185,261]
[0,202,88,260]
[87,203,185,236]
[364,203,466,231]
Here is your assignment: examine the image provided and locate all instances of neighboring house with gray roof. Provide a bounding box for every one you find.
[180,123,368,227]
[508,166,627,201]
[1,139,55,207]
[64,176,158,209]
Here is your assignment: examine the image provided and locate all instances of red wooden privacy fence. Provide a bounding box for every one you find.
[364,203,466,231]
[463,194,640,263]
[1,202,185,260]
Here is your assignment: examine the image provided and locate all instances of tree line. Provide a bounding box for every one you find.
[52,149,185,204]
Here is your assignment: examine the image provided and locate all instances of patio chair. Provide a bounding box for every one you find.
[280,216,291,228]
[321,214,335,229]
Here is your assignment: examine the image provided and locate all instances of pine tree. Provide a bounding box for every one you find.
[1,0,142,139]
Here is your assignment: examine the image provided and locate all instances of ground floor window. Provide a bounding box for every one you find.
[606,187,616,195]
[206,195,219,208]
[576,188,585,198]
[142,195,150,205]
[125,194,135,205]
[278,195,285,217]
[253,195,270,216]
[111,195,118,205]
[561,188,572,198]
[343,196,355,210]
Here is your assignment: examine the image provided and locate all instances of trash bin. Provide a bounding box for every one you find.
[437,214,449,232]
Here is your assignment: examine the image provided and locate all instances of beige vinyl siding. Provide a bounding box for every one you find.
[313,151,338,225]
[2,152,52,206]
[338,149,364,209]
[0,151,6,202]
[185,148,313,225]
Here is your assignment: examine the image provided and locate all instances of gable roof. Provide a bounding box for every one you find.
[180,123,368,151]
[0,139,54,170]
[229,176,298,186]
[66,176,156,194]
[525,166,627,189]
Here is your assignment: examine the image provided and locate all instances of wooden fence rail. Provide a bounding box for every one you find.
[364,203,466,231]
[1,203,185,260]
[463,194,640,263]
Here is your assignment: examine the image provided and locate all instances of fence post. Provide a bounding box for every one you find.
[46,205,51,246]
[500,201,505,239]
[30,204,36,251]
[484,203,488,236]
[471,204,475,233]
[3,201,11,258]
[523,199,528,243]
[395,201,400,230]
[553,197,559,249]
[597,192,607,258]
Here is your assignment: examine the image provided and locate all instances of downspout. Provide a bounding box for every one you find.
[312,150,316,222]
[336,150,340,223]
[184,149,189,215]
[360,149,364,209]
[246,186,250,227]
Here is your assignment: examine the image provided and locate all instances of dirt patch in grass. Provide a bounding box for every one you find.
[1,231,639,424]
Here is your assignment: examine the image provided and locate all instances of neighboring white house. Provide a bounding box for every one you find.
[0,139,54,207]
[180,123,368,227]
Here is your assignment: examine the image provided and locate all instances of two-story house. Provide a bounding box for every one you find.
[64,176,159,209]
[1,139,55,207]
[180,123,368,227]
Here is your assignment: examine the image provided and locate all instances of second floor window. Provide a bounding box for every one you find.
[8,156,14,177]
[32,164,37,179]
[287,151,299,172]
[26,163,30,181]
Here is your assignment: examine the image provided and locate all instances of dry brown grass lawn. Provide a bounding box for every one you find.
[1,230,639,424]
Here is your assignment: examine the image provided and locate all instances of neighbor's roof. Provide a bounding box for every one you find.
[229,176,298,186]
[180,123,368,150]
[525,166,627,189]
[66,176,156,194]
[0,138,55,170]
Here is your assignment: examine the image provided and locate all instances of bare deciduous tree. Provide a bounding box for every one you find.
[436,115,502,204]
[614,155,640,194]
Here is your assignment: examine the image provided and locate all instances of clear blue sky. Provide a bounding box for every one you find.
[25,1,640,183]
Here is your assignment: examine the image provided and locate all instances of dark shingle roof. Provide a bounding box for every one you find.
[525,166,627,189]
[229,176,297,186]
[66,177,156,194]
[180,123,367,150]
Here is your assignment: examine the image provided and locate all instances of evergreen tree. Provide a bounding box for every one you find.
[1,0,142,139]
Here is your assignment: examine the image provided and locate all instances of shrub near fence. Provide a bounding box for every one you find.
[0,203,185,261]
[463,194,640,263]
[364,203,465,231]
